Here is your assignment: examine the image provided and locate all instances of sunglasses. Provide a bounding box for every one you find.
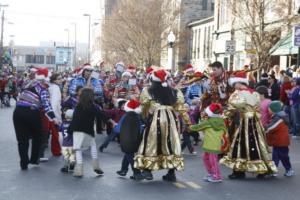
[85,69,93,72]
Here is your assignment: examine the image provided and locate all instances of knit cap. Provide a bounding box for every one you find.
[268,101,282,113]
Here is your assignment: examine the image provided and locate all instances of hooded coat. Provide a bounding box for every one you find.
[190,117,228,154]
[266,111,290,147]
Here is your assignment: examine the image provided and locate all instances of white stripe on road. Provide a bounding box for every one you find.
[185,181,202,189]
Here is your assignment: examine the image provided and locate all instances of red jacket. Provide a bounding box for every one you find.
[266,117,290,147]
[280,82,293,105]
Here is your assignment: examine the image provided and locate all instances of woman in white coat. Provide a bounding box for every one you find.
[48,73,63,156]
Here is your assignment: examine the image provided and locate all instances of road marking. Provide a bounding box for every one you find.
[173,182,187,188]
[185,181,202,189]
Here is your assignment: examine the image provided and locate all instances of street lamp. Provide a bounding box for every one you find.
[64,29,70,66]
[83,13,91,63]
[167,31,176,73]
[71,22,77,68]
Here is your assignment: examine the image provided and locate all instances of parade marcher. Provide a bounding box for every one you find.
[134,69,191,182]
[219,71,277,179]
[115,99,144,180]
[68,63,103,104]
[69,87,116,177]
[13,68,60,170]
[266,101,294,177]
[48,73,63,156]
[201,61,230,110]
[60,109,76,173]
[99,99,127,152]
[190,103,229,183]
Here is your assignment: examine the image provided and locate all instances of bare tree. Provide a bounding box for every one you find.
[228,0,296,71]
[101,0,180,68]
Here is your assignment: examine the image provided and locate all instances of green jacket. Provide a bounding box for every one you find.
[190,117,227,154]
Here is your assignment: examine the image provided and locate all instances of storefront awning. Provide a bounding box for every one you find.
[270,32,298,56]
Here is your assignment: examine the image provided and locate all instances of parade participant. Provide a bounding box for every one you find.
[13,68,59,170]
[266,101,294,177]
[68,63,103,104]
[190,103,228,183]
[69,87,116,177]
[99,99,127,152]
[113,71,132,99]
[201,61,231,109]
[49,73,63,156]
[219,71,277,179]
[115,99,144,180]
[134,69,191,182]
[185,72,205,106]
[60,109,76,173]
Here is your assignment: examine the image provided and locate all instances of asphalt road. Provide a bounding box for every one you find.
[0,104,300,200]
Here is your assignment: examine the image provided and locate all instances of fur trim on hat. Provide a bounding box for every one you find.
[124,100,141,114]
[228,77,249,86]
[205,107,221,118]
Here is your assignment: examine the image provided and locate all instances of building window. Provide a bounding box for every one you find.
[197,29,201,59]
[207,26,211,58]
[211,0,215,11]
[25,55,33,63]
[46,55,55,64]
[25,55,44,64]
[203,27,207,58]
[202,0,208,10]
[193,30,197,59]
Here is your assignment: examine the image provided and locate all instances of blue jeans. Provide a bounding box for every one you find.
[291,105,300,136]
[181,131,194,153]
[100,130,118,148]
[121,153,140,173]
[272,147,292,171]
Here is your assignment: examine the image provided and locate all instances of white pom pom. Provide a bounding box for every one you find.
[162,82,168,87]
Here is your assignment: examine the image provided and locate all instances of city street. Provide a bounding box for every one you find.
[0,105,300,200]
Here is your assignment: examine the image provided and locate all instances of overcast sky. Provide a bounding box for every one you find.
[2,0,103,46]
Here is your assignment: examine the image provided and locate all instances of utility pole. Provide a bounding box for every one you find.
[0,4,9,69]
[229,0,236,71]
[83,14,91,63]
[71,23,77,68]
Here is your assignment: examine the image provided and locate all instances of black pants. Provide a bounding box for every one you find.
[13,106,42,168]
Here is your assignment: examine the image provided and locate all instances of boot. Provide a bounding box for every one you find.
[162,170,176,182]
[69,162,75,171]
[92,160,104,175]
[60,164,69,173]
[116,169,128,177]
[228,171,246,179]
[142,170,153,180]
[130,169,144,181]
[73,164,83,177]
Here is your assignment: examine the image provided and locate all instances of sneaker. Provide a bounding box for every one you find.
[203,174,212,181]
[69,162,75,171]
[190,151,197,155]
[270,173,278,177]
[292,135,299,139]
[284,169,295,177]
[116,170,128,177]
[99,146,104,153]
[39,157,49,162]
[60,165,69,173]
[207,177,222,183]
[142,170,153,180]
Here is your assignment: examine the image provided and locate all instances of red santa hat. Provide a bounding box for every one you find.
[127,65,136,73]
[151,69,169,87]
[193,71,203,77]
[146,66,158,79]
[35,68,49,80]
[124,99,141,114]
[29,67,37,73]
[228,71,249,86]
[205,103,223,118]
[73,67,84,75]
[184,64,194,73]
[83,63,94,71]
